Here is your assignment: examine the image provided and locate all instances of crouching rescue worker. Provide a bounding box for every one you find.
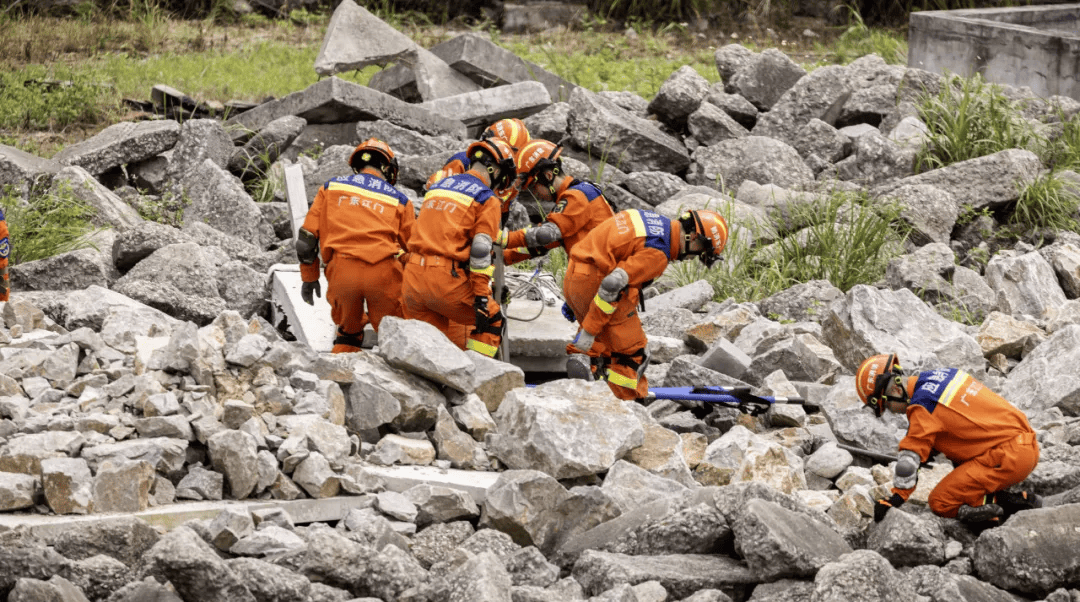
[495,139,615,266]
[295,138,414,353]
[0,206,9,302]
[858,353,1042,525]
[402,138,517,358]
[564,208,728,400]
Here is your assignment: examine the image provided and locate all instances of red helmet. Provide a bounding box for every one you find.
[349,138,399,185]
[467,138,517,194]
[679,210,729,267]
[856,353,906,417]
[515,139,563,191]
[482,118,531,151]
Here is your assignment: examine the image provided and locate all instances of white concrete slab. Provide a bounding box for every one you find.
[270,264,335,352]
[0,465,500,537]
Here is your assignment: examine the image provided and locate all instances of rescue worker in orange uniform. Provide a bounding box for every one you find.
[859,353,1042,524]
[426,117,531,222]
[402,138,517,358]
[426,118,531,347]
[0,206,9,302]
[495,139,615,266]
[564,208,728,400]
[296,139,414,353]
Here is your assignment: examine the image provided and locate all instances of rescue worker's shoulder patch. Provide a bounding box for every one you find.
[0,236,9,259]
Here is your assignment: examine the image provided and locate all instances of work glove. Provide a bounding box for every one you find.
[494,228,509,247]
[474,295,491,329]
[301,280,321,306]
[561,301,576,322]
[873,493,905,522]
[572,328,596,354]
[500,286,512,307]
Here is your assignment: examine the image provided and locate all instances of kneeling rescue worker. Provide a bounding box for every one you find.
[858,353,1042,525]
[402,138,517,358]
[564,208,728,400]
[295,138,414,353]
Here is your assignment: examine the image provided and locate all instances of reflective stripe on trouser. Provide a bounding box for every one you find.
[562,259,649,400]
[927,432,1040,518]
[402,257,501,355]
[326,256,403,353]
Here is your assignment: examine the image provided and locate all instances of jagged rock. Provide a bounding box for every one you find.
[432,405,490,470]
[7,575,91,602]
[688,136,814,193]
[0,143,62,197]
[567,87,689,174]
[468,351,525,414]
[811,549,929,602]
[208,430,259,499]
[207,508,255,552]
[39,457,93,515]
[0,472,36,511]
[572,550,755,600]
[729,48,807,111]
[224,557,311,602]
[1001,325,1080,415]
[480,470,571,554]
[63,554,132,602]
[53,120,180,177]
[228,115,307,179]
[984,249,1068,319]
[92,460,154,513]
[449,394,498,441]
[51,165,143,230]
[975,311,1045,359]
[648,65,710,128]
[404,484,480,527]
[752,64,851,145]
[367,433,436,466]
[410,521,475,569]
[229,525,307,557]
[377,317,475,392]
[487,380,645,479]
[714,44,756,83]
[601,459,689,513]
[732,498,852,581]
[867,507,946,567]
[43,515,159,567]
[136,526,256,602]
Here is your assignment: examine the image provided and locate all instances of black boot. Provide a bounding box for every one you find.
[957,503,1004,524]
[992,490,1043,517]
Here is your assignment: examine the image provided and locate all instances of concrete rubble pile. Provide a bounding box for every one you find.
[3,3,1080,602]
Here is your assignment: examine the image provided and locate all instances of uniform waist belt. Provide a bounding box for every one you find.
[408,254,458,268]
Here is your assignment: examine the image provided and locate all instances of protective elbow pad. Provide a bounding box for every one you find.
[599,267,629,304]
[893,449,921,490]
[295,228,319,265]
[470,233,493,272]
[524,222,563,249]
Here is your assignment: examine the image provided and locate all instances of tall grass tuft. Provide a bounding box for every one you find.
[1010,172,1080,234]
[670,191,908,302]
[0,68,106,131]
[819,9,907,65]
[914,73,1040,172]
[1,185,99,265]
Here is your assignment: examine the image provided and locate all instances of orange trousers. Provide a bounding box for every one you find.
[402,255,502,357]
[0,217,8,303]
[928,432,1040,518]
[563,259,649,400]
[325,256,403,353]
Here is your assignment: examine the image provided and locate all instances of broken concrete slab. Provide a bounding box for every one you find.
[224,77,467,142]
[52,120,181,177]
[420,81,552,134]
[314,0,416,76]
[370,47,484,103]
[51,166,143,230]
[433,33,577,103]
[0,143,62,197]
[568,87,690,174]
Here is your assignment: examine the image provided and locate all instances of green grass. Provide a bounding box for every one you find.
[815,10,907,65]
[669,191,909,303]
[0,184,100,265]
[914,73,1041,172]
[0,67,107,131]
[1009,171,1080,234]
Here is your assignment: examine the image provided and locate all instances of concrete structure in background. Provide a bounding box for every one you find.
[908,4,1080,100]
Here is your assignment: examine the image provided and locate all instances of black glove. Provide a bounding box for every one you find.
[474,295,490,327]
[874,493,905,522]
[561,302,576,322]
[499,287,511,307]
[301,280,321,306]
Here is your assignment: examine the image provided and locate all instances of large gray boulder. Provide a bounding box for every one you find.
[1000,325,1080,416]
[487,380,645,479]
[172,159,276,250]
[728,48,807,111]
[972,505,1080,598]
[136,527,256,602]
[51,166,143,230]
[732,498,852,581]
[567,87,690,174]
[688,136,814,193]
[53,120,180,176]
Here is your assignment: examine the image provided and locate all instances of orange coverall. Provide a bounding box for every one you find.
[300,173,414,353]
[891,368,1039,518]
[564,209,682,400]
[403,173,503,357]
[503,179,615,265]
[427,152,520,348]
[0,207,9,302]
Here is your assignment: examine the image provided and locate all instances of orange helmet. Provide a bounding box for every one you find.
[466,138,517,194]
[855,353,906,417]
[679,210,729,267]
[482,118,531,151]
[515,139,563,191]
[349,138,399,185]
